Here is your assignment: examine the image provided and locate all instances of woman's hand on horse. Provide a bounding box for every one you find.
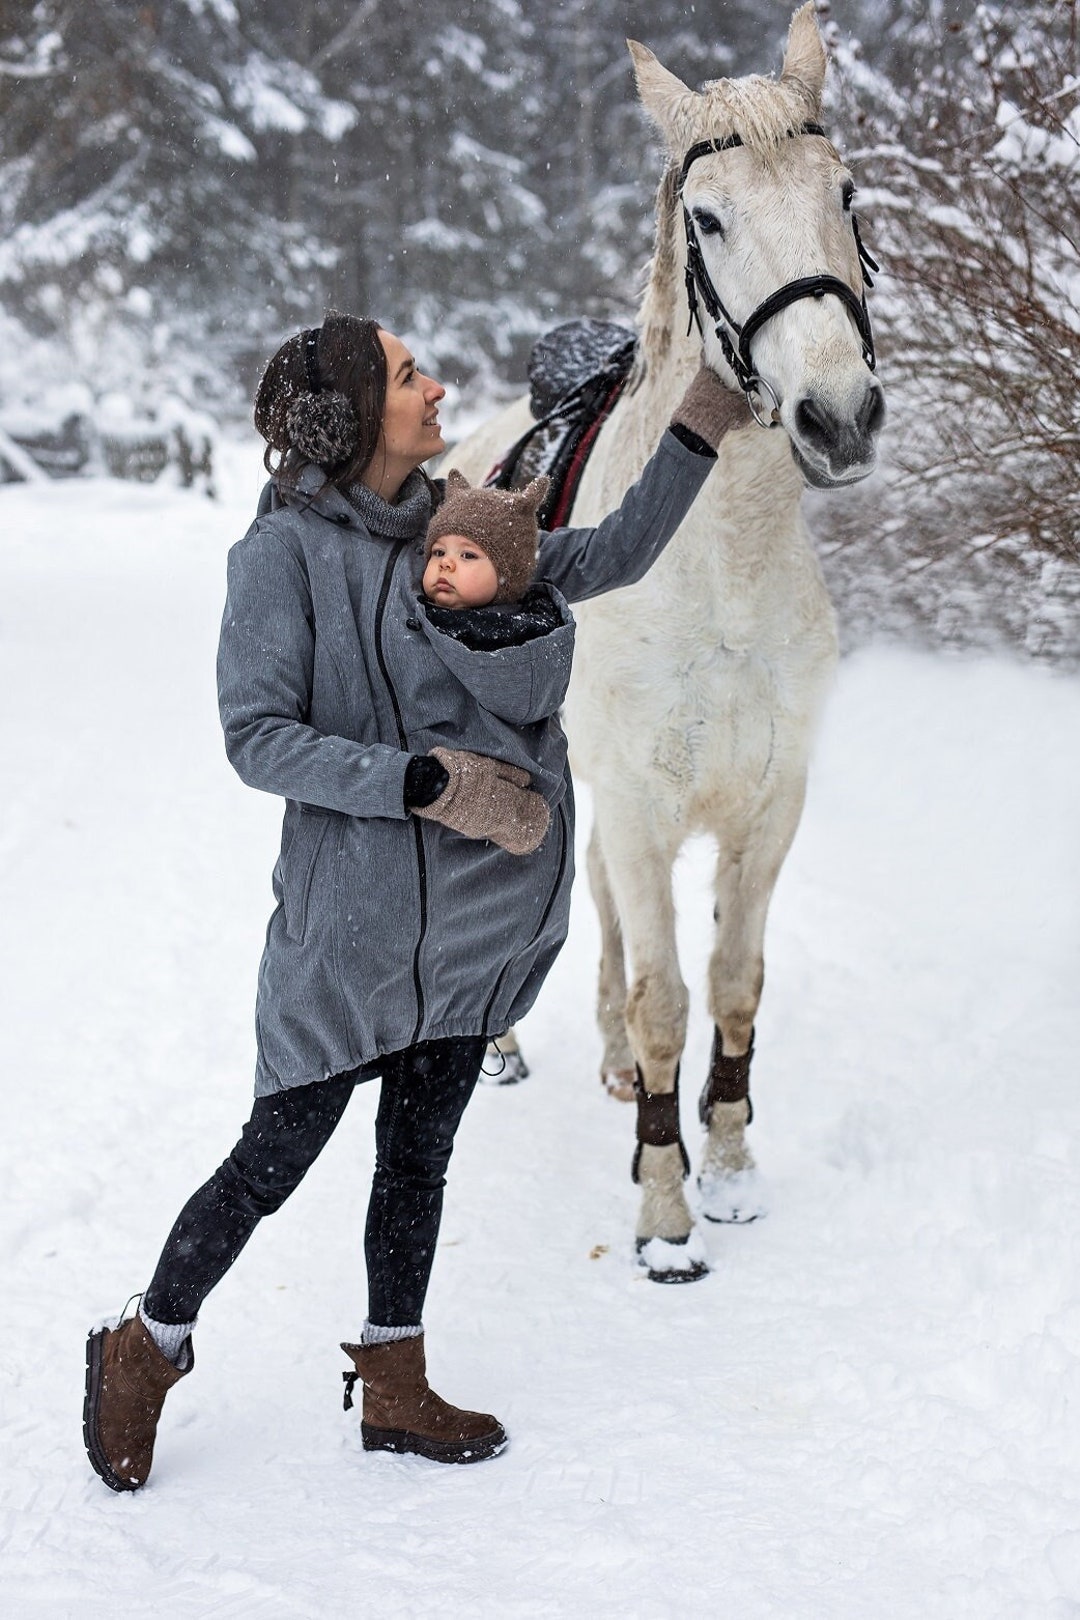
[411,747,551,856]
[670,365,754,450]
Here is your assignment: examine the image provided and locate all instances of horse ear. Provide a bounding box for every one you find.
[780,2,827,109]
[627,40,697,138]
[445,468,470,494]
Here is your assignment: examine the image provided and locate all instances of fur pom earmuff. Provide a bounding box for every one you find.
[284,389,360,469]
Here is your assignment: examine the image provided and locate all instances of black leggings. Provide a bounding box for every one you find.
[141,1037,486,1329]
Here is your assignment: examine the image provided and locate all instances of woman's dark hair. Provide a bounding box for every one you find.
[253,311,387,489]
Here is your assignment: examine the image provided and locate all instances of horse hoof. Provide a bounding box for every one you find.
[601,1067,636,1103]
[635,1230,710,1283]
[698,1168,768,1225]
[481,1046,529,1085]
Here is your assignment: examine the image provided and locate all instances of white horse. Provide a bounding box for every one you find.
[451,4,884,1280]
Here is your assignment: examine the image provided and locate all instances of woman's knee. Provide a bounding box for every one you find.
[215,1151,300,1219]
[227,1073,355,1213]
[376,1093,472,1183]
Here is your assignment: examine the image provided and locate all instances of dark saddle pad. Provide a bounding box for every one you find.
[485,318,637,529]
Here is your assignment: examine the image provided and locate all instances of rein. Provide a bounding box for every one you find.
[678,124,879,423]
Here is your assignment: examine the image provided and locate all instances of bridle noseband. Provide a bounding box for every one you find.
[679,125,879,424]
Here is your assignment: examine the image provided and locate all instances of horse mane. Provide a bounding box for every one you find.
[636,164,682,371]
[693,74,823,155]
[659,68,825,159]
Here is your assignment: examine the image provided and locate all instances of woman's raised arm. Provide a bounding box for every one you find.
[535,367,750,604]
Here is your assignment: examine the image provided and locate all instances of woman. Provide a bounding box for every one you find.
[83,311,748,1488]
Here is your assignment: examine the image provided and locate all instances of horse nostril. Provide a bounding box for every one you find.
[858,383,886,438]
[794,395,834,450]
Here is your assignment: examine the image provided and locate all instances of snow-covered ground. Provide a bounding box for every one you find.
[3,443,1079,1619]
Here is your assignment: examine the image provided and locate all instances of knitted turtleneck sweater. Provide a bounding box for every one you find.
[344,469,434,539]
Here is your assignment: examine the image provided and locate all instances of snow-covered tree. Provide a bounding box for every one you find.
[0,1,356,406]
[312,0,548,391]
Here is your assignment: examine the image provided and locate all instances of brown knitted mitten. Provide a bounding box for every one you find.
[670,364,753,449]
[412,747,550,856]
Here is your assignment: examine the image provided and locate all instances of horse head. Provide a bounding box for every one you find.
[630,2,885,489]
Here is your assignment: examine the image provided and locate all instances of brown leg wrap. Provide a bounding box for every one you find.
[632,1066,691,1183]
[698,1027,755,1127]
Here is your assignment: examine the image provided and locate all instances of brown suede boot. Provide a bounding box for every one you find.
[84,1313,193,1492]
[341,1335,507,1465]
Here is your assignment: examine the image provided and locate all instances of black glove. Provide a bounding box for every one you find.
[403,753,451,810]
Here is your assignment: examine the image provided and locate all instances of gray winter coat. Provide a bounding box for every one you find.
[218,429,713,1095]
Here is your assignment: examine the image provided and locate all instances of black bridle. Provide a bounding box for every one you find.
[679,124,879,420]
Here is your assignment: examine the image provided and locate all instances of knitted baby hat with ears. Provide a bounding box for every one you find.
[426,470,550,603]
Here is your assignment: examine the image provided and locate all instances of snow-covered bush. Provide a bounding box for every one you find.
[818,1,1080,663]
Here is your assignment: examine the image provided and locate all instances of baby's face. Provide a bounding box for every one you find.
[423,533,499,609]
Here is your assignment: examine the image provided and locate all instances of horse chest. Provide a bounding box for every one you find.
[569,610,794,805]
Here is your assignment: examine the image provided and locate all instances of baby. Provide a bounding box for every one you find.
[422,469,556,647]
[406,469,570,863]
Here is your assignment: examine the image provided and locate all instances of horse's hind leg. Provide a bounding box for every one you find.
[594,794,707,1282]
[586,824,635,1101]
[700,784,806,1223]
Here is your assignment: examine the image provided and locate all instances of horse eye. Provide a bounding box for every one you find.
[692,208,725,238]
[841,180,855,212]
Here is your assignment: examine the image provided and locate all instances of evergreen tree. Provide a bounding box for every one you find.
[310,0,547,390]
[0,0,356,403]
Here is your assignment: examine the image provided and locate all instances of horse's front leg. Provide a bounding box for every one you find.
[594,793,708,1282]
[700,782,806,1223]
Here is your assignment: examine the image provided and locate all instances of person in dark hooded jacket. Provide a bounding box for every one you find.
[83,311,750,1490]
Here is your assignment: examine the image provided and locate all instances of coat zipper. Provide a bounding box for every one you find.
[374,541,429,1044]
[481,797,569,1033]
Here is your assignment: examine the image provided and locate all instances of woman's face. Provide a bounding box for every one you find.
[375,329,446,478]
